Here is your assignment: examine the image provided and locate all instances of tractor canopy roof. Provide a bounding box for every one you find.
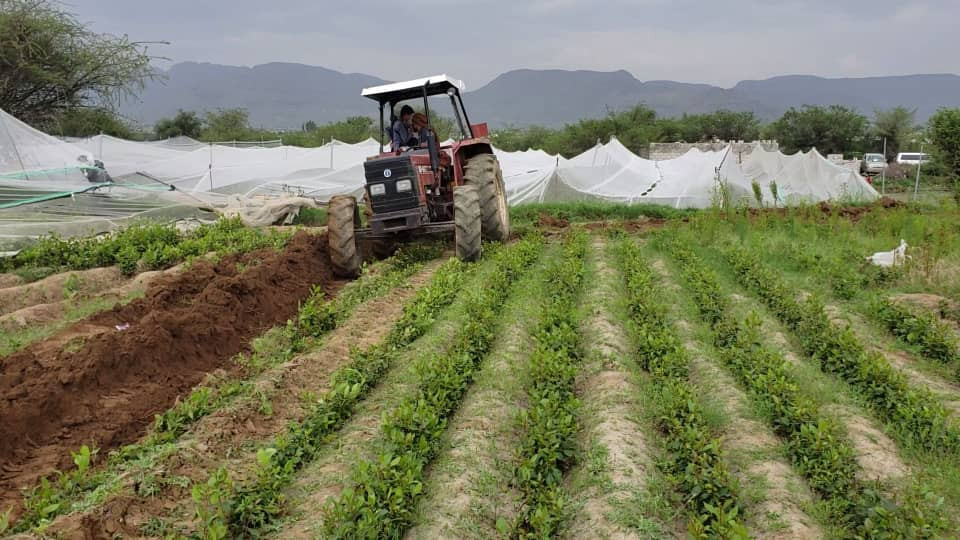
[361,74,465,104]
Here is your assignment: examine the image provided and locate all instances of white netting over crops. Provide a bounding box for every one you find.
[740,145,879,205]
[1,107,879,248]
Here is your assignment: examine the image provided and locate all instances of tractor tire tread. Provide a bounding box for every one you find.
[454,185,481,262]
[463,154,510,242]
[328,195,360,278]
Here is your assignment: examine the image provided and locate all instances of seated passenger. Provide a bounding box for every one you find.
[390,105,417,151]
[411,113,436,147]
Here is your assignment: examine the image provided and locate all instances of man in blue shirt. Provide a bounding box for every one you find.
[391,105,416,151]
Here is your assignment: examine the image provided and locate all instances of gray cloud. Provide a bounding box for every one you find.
[65,0,956,88]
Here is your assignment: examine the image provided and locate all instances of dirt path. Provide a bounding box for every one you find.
[404,256,550,540]
[565,240,661,540]
[38,260,441,538]
[0,266,125,316]
[0,232,340,517]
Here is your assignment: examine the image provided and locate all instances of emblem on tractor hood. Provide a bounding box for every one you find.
[383,169,392,178]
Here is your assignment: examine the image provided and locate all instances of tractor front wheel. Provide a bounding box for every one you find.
[454,185,481,262]
[463,154,509,242]
[328,195,360,278]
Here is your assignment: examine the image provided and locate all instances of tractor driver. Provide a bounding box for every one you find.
[390,105,418,151]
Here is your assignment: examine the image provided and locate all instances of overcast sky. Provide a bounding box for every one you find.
[66,0,956,89]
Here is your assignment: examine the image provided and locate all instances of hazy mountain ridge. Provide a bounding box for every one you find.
[120,62,960,129]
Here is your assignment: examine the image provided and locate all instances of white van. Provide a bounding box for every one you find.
[896,152,930,165]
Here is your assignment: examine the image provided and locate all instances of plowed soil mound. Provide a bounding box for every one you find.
[0,231,340,508]
[0,267,122,316]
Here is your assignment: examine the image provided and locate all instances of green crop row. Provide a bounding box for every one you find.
[723,244,960,454]
[615,238,747,538]
[216,253,478,537]
[10,246,439,534]
[0,217,291,277]
[321,237,544,539]
[869,296,960,376]
[512,232,587,537]
[667,238,943,537]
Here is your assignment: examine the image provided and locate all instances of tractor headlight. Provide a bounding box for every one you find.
[396,179,412,192]
[369,183,386,196]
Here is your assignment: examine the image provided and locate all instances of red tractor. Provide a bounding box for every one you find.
[327,75,509,277]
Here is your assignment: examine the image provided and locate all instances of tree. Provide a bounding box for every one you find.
[0,0,155,127]
[201,108,252,141]
[929,108,960,183]
[155,110,202,139]
[767,105,868,155]
[52,107,132,138]
[873,106,917,161]
[672,110,762,142]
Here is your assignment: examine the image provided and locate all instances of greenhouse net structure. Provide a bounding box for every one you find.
[1,107,878,249]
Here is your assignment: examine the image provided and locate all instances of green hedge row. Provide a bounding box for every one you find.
[321,237,543,538]
[616,238,747,538]
[869,296,960,378]
[513,232,588,537]
[2,217,294,276]
[723,244,960,454]
[668,239,942,537]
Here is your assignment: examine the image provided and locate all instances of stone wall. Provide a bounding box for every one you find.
[642,140,779,162]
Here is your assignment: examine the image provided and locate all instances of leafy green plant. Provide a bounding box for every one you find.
[513,232,587,537]
[869,296,960,372]
[14,445,101,533]
[191,467,234,540]
[62,273,82,299]
[769,181,780,207]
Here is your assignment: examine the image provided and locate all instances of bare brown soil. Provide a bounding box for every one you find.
[825,405,908,482]
[892,293,960,329]
[0,264,188,332]
[582,217,668,234]
[0,232,340,516]
[45,262,439,539]
[0,273,23,288]
[567,242,663,539]
[0,267,122,316]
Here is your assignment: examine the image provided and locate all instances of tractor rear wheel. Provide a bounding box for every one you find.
[328,195,360,278]
[454,185,481,262]
[371,237,397,259]
[463,154,510,242]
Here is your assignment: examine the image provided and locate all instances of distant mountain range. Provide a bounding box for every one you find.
[120,62,960,130]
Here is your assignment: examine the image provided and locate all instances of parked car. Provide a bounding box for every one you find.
[896,152,930,165]
[860,153,887,174]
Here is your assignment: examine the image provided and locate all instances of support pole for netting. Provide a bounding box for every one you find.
[330,140,334,169]
[913,142,924,202]
[209,142,214,191]
[99,131,104,161]
[880,137,887,195]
